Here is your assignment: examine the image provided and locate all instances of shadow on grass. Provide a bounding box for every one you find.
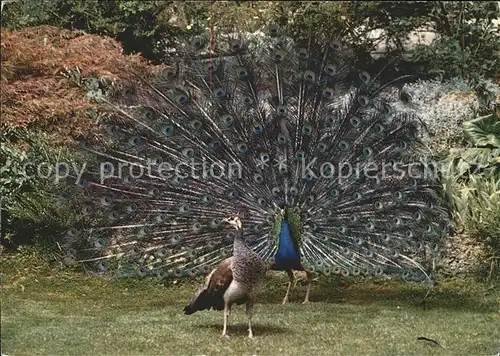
[115,278,496,316]
[256,276,498,313]
[200,322,289,336]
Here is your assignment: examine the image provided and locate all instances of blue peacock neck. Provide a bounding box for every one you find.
[273,217,303,271]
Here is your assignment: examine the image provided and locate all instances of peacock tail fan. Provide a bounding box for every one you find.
[58,25,451,281]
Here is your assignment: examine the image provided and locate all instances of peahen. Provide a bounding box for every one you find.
[183,214,267,338]
[59,25,451,311]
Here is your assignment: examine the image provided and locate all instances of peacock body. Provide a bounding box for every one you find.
[59,25,451,286]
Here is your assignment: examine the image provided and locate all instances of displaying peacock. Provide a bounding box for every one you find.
[59,24,451,305]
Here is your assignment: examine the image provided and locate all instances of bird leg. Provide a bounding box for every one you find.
[282,269,294,304]
[302,270,313,304]
[246,299,254,338]
[222,303,230,338]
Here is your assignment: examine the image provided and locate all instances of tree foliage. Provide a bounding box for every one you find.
[2,1,499,79]
[1,0,186,63]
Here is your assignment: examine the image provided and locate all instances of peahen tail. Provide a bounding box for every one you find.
[58,25,451,280]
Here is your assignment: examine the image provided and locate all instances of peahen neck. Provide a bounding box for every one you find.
[232,224,250,254]
[231,220,267,286]
[272,218,303,271]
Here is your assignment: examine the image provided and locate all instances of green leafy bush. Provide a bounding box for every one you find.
[441,113,499,221]
[269,1,499,80]
[1,127,77,250]
[468,200,500,280]
[455,175,500,281]
[447,114,500,182]
[411,2,499,81]
[440,112,500,278]
[3,1,499,80]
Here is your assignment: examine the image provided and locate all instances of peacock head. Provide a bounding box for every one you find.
[278,204,288,218]
[222,215,243,231]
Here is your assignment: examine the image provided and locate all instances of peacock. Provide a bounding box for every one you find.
[59,24,451,316]
[272,209,314,304]
[183,214,267,338]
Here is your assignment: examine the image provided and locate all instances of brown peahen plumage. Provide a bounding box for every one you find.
[183,215,267,338]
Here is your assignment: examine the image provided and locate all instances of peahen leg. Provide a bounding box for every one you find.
[282,269,295,304]
[222,303,230,338]
[303,271,313,304]
[246,299,254,338]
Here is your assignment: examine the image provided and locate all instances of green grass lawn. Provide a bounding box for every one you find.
[1,253,499,355]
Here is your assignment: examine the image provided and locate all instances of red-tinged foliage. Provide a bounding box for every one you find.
[1,26,161,144]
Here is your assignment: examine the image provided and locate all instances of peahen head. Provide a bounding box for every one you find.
[222,215,243,231]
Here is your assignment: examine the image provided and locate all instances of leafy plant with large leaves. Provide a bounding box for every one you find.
[447,114,500,181]
[441,113,500,279]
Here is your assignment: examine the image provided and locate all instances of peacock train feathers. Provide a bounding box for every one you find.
[58,25,451,282]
